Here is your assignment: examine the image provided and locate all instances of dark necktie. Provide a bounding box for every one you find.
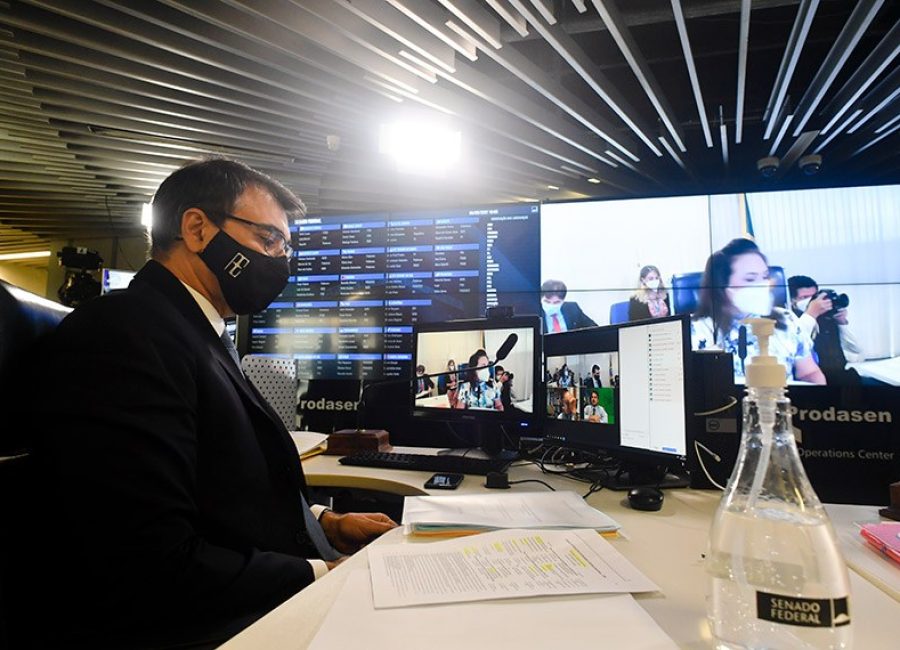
[299,493,341,561]
[220,330,243,375]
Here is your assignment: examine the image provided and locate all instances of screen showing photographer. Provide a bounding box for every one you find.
[789,275,865,385]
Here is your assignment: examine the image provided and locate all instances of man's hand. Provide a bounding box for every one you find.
[806,293,833,319]
[325,556,349,571]
[320,511,397,555]
[834,308,849,325]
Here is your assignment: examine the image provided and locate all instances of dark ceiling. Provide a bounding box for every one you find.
[1,0,898,254]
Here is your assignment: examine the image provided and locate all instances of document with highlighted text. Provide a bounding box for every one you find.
[367,527,658,608]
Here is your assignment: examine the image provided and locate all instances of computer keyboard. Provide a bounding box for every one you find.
[338,451,512,475]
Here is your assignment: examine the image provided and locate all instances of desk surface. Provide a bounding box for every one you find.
[221,448,900,649]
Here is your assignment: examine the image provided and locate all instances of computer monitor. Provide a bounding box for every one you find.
[543,314,691,489]
[411,315,542,458]
[100,268,136,294]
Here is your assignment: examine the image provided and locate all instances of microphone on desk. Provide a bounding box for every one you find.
[738,325,747,376]
[325,333,519,455]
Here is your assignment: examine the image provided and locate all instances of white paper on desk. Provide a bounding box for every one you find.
[402,490,620,531]
[309,570,677,650]
[288,431,328,457]
[368,528,658,609]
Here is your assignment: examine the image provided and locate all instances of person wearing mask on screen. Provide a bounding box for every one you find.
[788,275,864,385]
[492,364,504,389]
[557,362,573,388]
[583,389,609,423]
[14,157,397,649]
[582,364,603,389]
[691,237,826,385]
[414,364,435,398]
[437,359,458,395]
[628,265,670,321]
[455,349,503,410]
[540,279,597,334]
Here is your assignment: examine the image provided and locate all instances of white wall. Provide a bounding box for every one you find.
[0,263,48,296]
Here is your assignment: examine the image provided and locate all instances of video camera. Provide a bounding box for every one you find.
[817,288,849,316]
[57,246,103,271]
[56,246,104,307]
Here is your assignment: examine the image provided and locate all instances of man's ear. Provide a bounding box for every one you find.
[180,208,216,253]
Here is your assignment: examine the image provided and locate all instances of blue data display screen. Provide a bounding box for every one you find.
[248,203,541,379]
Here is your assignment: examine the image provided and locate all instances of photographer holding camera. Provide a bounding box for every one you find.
[788,275,865,385]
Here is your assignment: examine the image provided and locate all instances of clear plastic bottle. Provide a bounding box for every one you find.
[706,318,852,649]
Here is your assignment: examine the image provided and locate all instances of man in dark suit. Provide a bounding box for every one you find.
[582,364,603,388]
[540,279,597,334]
[17,158,395,649]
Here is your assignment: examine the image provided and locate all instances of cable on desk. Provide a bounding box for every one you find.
[582,481,605,499]
[507,479,556,491]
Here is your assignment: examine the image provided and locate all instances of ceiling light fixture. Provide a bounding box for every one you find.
[658,136,687,171]
[379,120,461,176]
[671,0,713,148]
[814,109,863,153]
[734,0,751,144]
[763,0,819,139]
[0,250,52,262]
[791,0,885,137]
[587,177,601,184]
[141,203,153,230]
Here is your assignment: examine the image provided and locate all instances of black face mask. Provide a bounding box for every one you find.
[199,230,289,315]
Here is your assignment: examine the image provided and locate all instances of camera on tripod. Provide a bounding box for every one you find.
[56,246,104,307]
[817,288,849,317]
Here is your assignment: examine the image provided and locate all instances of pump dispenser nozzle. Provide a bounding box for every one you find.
[742,317,786,388]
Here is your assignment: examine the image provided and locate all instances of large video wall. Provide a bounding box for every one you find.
[248,183,900,388]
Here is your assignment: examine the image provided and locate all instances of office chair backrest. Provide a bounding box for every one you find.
[242,354,298,431]
[0,281,70,648]
[670,266,788,315]
[608,301,629,324]
[0,281,71,454]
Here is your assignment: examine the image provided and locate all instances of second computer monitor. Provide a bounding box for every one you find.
[544,314,691,483]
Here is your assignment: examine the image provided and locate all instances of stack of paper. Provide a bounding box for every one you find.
[309,570,677,650]
[402,490,620,537]
[289,430,328,459]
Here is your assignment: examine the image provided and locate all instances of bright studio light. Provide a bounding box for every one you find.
[0,250,51,262]
[141,203,153,230]
[378,121,461,176]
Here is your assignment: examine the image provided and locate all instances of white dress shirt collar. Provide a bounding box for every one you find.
[180,281,225,337]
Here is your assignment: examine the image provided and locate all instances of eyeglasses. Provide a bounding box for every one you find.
[213,212,293,258]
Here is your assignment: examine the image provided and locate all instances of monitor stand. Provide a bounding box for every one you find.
[436,421,519,465]
[589,462,690,491]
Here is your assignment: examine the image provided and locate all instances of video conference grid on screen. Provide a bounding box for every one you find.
[248,203,540,379]
[248,184,900,387]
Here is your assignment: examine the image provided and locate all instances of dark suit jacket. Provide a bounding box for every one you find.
[19,261,321,649]
[542,301,597,333]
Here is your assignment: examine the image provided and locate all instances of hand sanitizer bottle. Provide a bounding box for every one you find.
[706,318,852,649]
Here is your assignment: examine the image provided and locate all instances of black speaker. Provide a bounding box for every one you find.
[688,350,741,489]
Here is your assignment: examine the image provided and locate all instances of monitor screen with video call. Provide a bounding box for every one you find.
[544,315,690,467]
[410,316,541,426]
